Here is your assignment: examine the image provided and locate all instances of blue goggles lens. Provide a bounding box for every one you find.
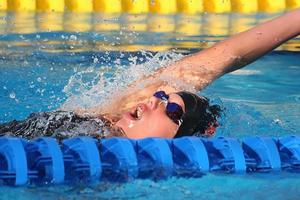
[153,91,184,125]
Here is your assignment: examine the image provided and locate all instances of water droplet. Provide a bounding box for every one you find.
[37,77,42,82]
[69,35,77,41]
[9,92,16,99]
[93,57,99,63]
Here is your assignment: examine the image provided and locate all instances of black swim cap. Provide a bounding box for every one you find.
[175,91,221,138]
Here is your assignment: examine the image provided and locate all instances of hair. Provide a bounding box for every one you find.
[175,91,222,138]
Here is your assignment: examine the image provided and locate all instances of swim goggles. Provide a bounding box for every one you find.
[153,91,184,126]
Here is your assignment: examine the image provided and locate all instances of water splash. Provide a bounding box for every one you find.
[60,51,184,111]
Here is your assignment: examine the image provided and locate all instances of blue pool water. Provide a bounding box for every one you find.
[0,12,300,199]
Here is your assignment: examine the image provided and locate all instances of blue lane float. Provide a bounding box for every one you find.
[0,135,299,186]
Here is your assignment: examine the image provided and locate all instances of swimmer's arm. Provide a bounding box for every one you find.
[180,8,300,83]
[142,8,300,90]
[84,9,300,114]
[155,8,300,92]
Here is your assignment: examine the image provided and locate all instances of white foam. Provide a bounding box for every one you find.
[60,51,184,111]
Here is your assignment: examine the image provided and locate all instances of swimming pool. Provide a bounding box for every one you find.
[0,12,300,199]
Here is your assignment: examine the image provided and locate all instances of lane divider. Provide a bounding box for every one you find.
[0,0,299,13]
[0,135,299,185]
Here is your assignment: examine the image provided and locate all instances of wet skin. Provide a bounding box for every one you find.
[115,93,185,139]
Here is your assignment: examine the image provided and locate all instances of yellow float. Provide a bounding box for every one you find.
[36,0,64,12]
[94,0,122,14]
[8,0,36,11]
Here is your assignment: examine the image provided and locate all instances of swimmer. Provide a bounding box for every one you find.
[1,9,300,140]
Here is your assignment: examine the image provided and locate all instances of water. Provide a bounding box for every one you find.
[207,51,300,136]
[0,12,300,199]
[0,173,300,200]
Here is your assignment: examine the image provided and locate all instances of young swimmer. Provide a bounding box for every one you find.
[1,9,300,140]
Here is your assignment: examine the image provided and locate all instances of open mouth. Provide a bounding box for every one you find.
[130,105,143,120]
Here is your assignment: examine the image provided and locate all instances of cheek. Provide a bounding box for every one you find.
[143,112,178,137]
[116,111,178,138]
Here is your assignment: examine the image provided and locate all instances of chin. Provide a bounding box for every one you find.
[114,118,126,130]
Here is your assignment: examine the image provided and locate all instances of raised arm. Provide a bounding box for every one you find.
[181,8,300,81]
[157,8,300,91]
[85,9,300,115]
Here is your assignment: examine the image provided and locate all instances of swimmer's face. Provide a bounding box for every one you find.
[115,93,185,139]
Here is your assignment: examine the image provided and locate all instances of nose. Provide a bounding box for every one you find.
[149,96,161,110]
